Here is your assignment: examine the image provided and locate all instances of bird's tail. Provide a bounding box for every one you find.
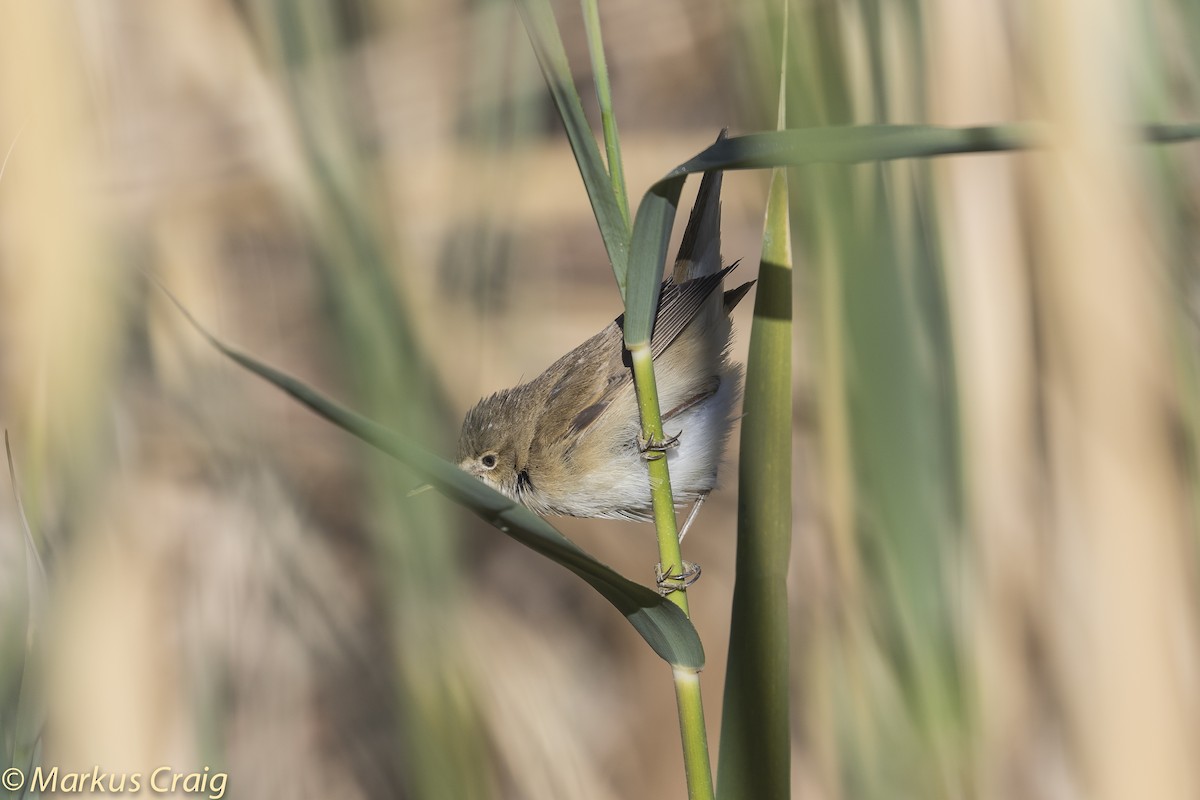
[672,129,727,283]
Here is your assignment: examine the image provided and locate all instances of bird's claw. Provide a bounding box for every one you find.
[638,430,681,461]
[655,561,701,595]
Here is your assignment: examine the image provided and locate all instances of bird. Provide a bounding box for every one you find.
[456,138,752,587]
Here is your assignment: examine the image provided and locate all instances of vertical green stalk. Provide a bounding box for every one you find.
[629,346,684,604]
[718,16,793,796]
[716,165,793,799]
[580,0,630,227]
[629,344,715,800]
[673,668,714,800]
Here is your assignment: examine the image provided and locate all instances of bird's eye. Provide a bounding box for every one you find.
[480,453,498,469]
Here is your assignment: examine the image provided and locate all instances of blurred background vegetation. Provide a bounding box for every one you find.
[1,1,1198,799]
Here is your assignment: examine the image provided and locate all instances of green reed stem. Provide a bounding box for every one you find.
[629,343,715,799]
[629,345,684,609]
[580,0,630,228]
[674,668,715,800]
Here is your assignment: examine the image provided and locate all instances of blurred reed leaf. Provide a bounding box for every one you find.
[580,0,630,227]
[251,5,484,795]
[514,0,631,292]
[775,7,968,793]
[5,433,46,594]
[3,432,45,797]
[159,288,706,669]
[258,0,452,425]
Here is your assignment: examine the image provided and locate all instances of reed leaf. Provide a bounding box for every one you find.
[159,289,705,670]
[622,121,1200,348]
[3,432,45,793]
[716,61,795,800]
[514,0,631,292]
[716,165,794,798]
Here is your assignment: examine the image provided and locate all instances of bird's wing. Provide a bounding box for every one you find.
[648,264,737,359]
[535,265,737,454]
[532,321,627,448]
[672,130,727,283]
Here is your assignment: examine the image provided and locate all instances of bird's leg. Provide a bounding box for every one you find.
[652,493,710,593]
[677,491,709,543]
[638,429,682,461]
[655,561,702,595]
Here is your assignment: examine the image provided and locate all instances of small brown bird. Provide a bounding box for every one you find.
[457,148,752,552]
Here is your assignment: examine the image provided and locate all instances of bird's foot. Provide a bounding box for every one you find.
[638,430,681,461]
[655,561,702,595]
